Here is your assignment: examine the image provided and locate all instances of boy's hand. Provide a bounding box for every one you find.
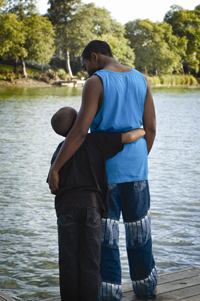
[48,169,59,195]
[122,128,145,143]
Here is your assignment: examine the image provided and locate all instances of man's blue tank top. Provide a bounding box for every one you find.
[90,68,148,184]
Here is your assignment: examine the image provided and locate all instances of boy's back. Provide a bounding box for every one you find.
[51,131,123,219]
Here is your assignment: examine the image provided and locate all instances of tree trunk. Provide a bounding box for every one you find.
[181,61,185,74]
[14,58,18,73]
[20,57,27,77]
[65,49,73,78]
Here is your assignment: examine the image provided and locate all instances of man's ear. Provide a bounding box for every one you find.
[91,52,98,62]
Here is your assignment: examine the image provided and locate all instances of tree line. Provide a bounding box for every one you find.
[0,0,200,78]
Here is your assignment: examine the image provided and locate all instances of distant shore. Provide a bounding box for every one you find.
[0,78,52,87]
[0,76,199,87]
[0,78,85,87]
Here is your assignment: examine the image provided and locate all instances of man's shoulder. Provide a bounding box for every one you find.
[85,74,102,86]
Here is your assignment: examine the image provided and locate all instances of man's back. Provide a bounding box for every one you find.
[91,68,148,184]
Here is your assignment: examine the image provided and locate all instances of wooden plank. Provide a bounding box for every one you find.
[122,268,200,301]
[158,267,200,285]
[158,284,200,300]
[181,295,200,301]
[158,275,200,294]
[0,291,15,301]
[122,267,200,293]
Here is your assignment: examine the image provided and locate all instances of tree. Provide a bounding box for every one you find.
[0,13,55,76]
[125,19,186,75]
[100,34,135,67]
[3,0,38,19]
[164,5,200,74]
[47,1,135,75]
[47,0,81,77]
[60,2,135,73]
[24,14,55,70]
[0,0,6,14]
[0,13,27,73]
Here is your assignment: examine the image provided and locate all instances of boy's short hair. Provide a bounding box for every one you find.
[51,107,77,137]
[81,40,113,60]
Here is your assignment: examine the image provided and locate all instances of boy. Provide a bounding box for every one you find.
[47,106,145,301]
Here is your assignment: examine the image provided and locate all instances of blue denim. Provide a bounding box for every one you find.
[57,207,102,301]
[99,181,157,300]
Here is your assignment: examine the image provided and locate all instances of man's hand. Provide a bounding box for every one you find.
[48,168,59,195]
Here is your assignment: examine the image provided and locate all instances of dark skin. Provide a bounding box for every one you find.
[48,52,156,194]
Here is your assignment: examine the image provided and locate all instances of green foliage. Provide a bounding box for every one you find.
[146,76,161,86]
[0,0,6,14]
[0,63,42,80]
[24,14,55,64]
[41,69,57,83]
[56,68,67,80]
[146,74,198,85]
[72,3,127,56]
[100,34,135,67]
[1,1,200,79]
[0,12,55,76]
[125,19,185,75]
[164,5,200,74]
[47,0,81,75]
[0,63,15,72]
[4,0,38,19]
[47,1,133,74]
[0,13,27,59]
[76,70,87,79]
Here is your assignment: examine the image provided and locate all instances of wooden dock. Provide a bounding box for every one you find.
[1,267,200,301]
[58,80,85,87]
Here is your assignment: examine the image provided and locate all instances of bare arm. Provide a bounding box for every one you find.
[48,75,103,194]
[143,77,156,154]
[122,128,145,143]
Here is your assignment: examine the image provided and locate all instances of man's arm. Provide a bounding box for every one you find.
[48,75,103,194]
[143,77,156,154]
[122,128,145,143]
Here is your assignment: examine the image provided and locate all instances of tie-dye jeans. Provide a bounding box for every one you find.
[99,181,157,300]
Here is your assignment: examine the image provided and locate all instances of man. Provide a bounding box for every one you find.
[48,40,157,300]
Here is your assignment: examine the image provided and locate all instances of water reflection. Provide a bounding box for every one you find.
[0,86,200,300]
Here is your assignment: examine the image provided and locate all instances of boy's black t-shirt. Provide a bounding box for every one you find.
[50,132,123,218]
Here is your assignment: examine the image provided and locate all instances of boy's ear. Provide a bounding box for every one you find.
[91,52,98,62]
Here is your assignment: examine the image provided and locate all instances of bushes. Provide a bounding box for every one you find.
[56,68,69,80]
[0,62,198,85]
[0,69,23,81]
[41,69,57,83]
[76,70,87,80]
[146,74,198,86]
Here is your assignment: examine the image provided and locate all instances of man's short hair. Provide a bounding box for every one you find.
[81,40,113,60]
[51,107,77,137]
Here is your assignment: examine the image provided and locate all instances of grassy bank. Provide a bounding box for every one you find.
[0,63,199,86]
[0,63,74,83]
[146,74,199,86]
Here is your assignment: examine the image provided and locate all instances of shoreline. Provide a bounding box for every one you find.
[0,78,52,87]
[0,78,199,88]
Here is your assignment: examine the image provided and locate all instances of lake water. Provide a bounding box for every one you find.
[0,86,200,300]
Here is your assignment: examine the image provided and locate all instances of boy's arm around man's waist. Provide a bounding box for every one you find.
[121,128,145,144]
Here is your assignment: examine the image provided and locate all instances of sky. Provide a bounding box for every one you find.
[37,0,200,24]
